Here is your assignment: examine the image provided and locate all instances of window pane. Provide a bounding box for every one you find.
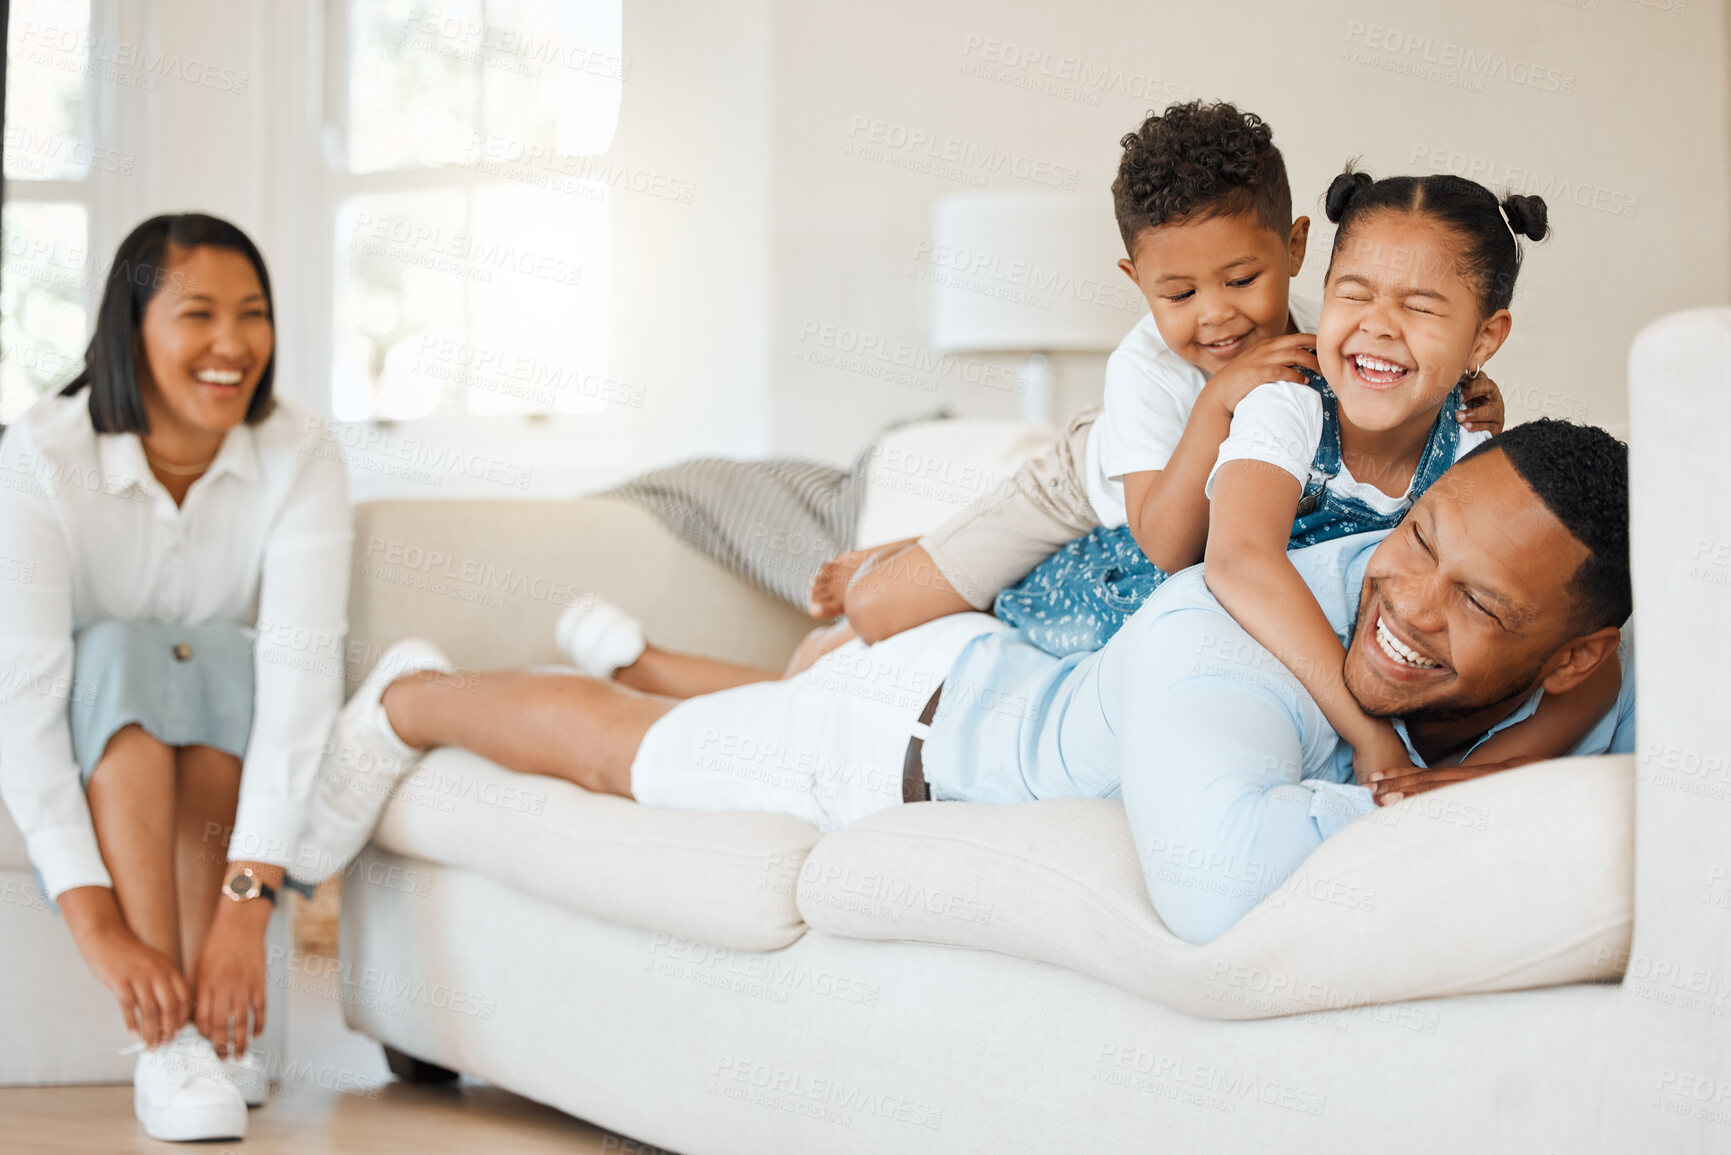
[0,202,90,421]
[331,190,469,420]
[345,0,619,173]
[331,184,606,420]
[465,182,607,416]
[4,0,94,181]
[347,0,481,173]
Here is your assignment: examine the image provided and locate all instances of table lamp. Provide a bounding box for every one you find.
[927,191,1138,424]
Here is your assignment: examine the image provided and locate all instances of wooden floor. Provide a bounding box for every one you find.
[0,980,674,1154]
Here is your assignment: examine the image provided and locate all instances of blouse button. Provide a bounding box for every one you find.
[172,642,193,662]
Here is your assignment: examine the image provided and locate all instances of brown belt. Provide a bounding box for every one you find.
[902,686,943,803]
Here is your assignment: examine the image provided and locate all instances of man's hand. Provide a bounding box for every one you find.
[1457,371,1506,434]
[59,886,190,1048]
[194,883,272,1058]
[1369,755,1542,805]
[1201,333,1320,414]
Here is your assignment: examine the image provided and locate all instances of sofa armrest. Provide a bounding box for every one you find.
[1603,306,1731,1147]
[348,496,816,682]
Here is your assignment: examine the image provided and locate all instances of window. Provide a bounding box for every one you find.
[1,0,103,422]
[327,0,621,423]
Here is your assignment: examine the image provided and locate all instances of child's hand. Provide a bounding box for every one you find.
[1201,333,1319,414]
[1369,755,1542,805]
[1351,730,1417,788]
[1457,371,1505,434]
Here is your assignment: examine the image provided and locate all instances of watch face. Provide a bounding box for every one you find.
[225,870,258,901]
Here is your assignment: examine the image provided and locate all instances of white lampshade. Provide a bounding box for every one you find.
[927,192,1137,355]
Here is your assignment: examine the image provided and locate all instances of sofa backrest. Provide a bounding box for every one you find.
[346,496,816,686]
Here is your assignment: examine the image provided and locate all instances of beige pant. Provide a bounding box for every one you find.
[918,406,1103,610]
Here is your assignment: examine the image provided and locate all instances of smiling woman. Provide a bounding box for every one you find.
[0,215,353,1143]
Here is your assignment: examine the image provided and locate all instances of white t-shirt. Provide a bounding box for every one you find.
[1083,296,1320,526]
[1204,379,1491,514]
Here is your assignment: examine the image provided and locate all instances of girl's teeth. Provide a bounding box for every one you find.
[1353,354,1408,380]
[1376,615,1439,669]
[196,369,243,385]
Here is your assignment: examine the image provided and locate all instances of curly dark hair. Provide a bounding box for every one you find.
[1460,419,1631,632]
[1324,165,1551,318]
[1111,101,1292,256]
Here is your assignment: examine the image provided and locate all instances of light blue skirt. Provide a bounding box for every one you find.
[69,620,255,781]
[36,621,255,912]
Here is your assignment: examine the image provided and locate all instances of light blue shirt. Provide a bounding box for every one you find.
[922,529,1636,945]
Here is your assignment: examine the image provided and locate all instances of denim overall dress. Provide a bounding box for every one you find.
[993,374,1465,656]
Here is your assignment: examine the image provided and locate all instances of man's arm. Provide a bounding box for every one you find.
[1117,610,1370,944]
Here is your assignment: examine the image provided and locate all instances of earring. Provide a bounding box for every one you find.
[1460,365,1481,384]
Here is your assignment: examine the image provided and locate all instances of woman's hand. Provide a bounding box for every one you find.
[194,888,272,1058]
[1457,371,1506,434]
[58,886,190,1048]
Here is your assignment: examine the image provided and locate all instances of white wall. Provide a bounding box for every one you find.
[72,0,1731,477]
[769,0,1731,464]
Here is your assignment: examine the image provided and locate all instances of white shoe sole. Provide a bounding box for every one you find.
[136,1090,247,1141]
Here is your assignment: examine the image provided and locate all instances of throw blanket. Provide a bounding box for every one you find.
[606,455,869,609]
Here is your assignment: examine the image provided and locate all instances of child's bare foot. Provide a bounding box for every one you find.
[808,548,871,618]
[808,540,920,618]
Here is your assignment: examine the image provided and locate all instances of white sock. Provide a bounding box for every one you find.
[555,592,647,678]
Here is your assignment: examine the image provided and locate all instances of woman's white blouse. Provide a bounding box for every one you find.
[0,391,352,898]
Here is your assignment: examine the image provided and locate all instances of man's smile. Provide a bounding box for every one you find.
[1360,602,1451,684]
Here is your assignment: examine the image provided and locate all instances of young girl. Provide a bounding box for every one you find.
[1202,169,1618,780]
[0,216,351,1142]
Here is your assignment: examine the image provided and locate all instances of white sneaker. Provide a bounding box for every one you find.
[554,592,646,679]
[133,1026,247,1142]
[224,1049,269,1107]
[294,638,454,884]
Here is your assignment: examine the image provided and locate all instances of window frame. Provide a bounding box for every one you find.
[309,0,630,500]
[1,0,147,416]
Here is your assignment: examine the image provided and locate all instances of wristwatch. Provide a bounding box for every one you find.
[222,866,278,906]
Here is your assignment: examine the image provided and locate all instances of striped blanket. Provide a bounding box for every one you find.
[606,454,870,609]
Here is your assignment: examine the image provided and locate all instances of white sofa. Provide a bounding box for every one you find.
[333,311,1731,1153]
[8,310,1728,1153]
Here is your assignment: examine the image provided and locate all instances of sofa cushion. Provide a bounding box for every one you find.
[796,755,1633,1018]
[372,747,820,952]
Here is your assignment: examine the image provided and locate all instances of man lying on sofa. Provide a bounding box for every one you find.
[308,418,1633,945]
